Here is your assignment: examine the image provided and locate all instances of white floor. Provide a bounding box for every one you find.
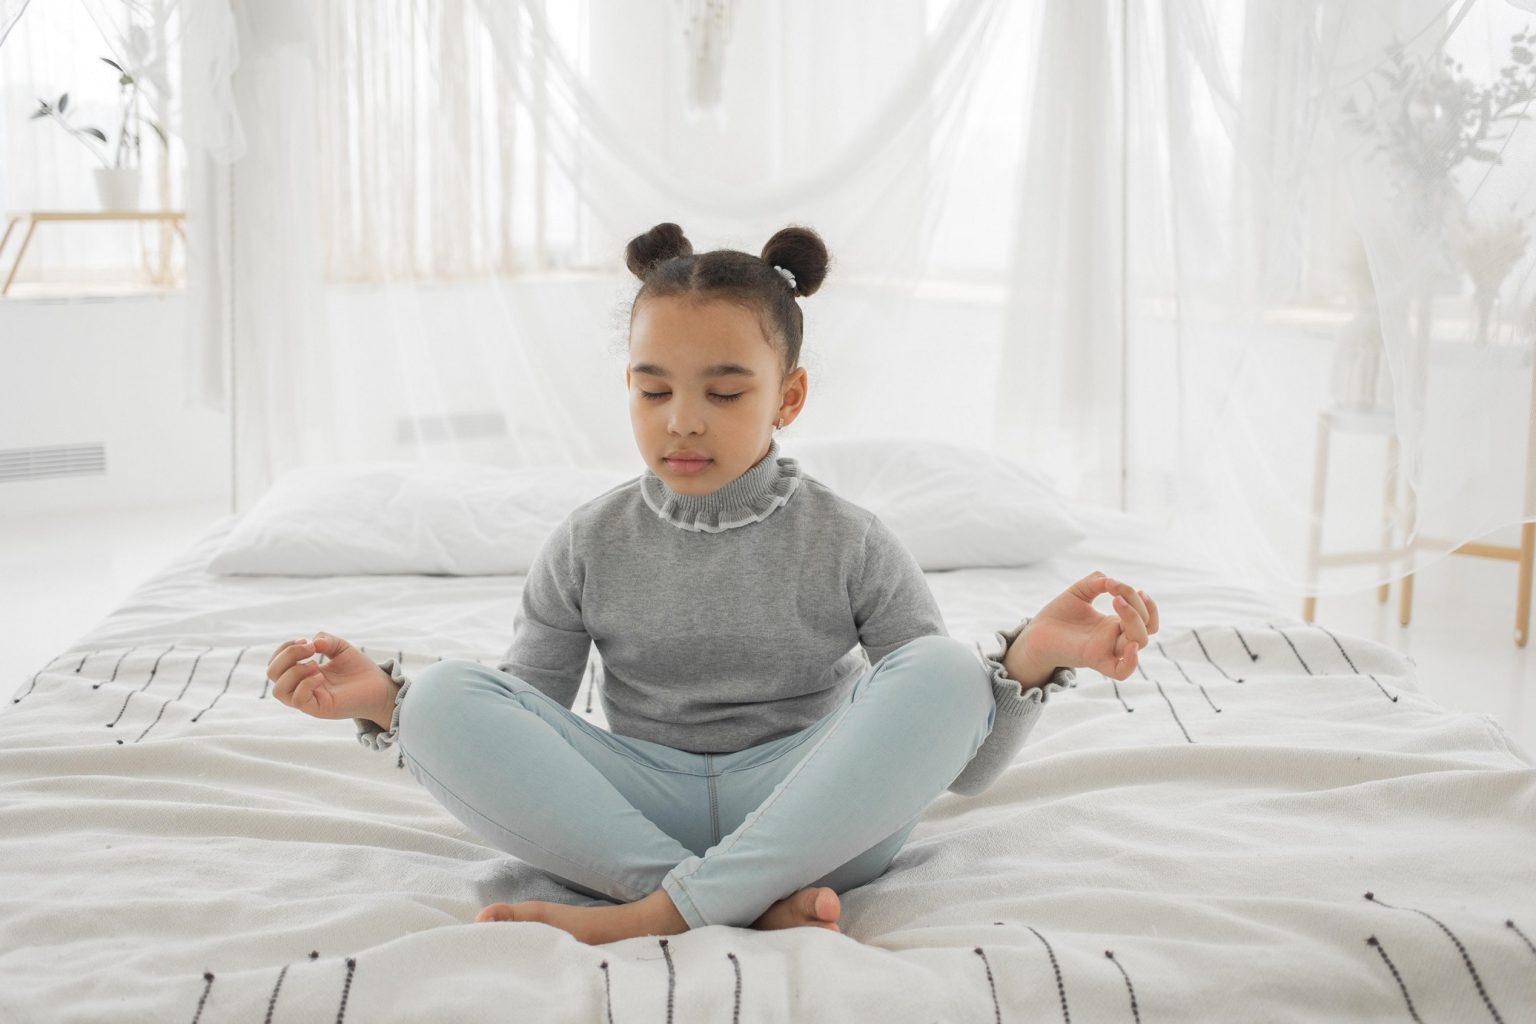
[2,501,1533,761]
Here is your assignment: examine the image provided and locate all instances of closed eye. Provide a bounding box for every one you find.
[639,391,744,402]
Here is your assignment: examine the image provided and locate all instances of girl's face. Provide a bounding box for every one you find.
[626,294,807,495]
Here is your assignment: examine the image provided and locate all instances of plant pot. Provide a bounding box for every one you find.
[93,167,142,211]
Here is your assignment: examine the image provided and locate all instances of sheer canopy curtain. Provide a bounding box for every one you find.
[172,0,1535,602]
[1118,0,1536,597]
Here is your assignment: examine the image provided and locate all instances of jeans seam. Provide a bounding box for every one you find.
[662,874,707,929]
[402,748,648,902]
[666,690,861,892]
[706,753,721,844]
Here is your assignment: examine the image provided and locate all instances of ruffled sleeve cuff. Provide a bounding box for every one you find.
[353,658,412,751]
[978,616,1078,714]
[947,616,1077,797]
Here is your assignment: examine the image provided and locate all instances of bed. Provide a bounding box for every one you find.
[3,484,1534,1022]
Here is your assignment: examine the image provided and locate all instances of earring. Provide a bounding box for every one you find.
[775,418,784,429]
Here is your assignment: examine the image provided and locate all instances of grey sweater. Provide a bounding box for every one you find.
[354,438,1076,796]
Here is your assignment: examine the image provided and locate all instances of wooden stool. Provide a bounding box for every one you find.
[1301,406,1405,622]
[1302,358,1536,646]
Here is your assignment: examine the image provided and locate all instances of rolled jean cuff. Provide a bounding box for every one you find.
[661,874,709,931]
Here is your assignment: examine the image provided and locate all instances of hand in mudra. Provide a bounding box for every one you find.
[1020,571,1159,681]
[266,632,395,722]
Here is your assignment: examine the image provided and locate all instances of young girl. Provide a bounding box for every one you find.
[265,222,1159,945]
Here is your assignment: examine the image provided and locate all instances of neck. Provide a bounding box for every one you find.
[640,437,803,533]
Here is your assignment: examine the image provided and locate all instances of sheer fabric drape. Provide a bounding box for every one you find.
[156,0,1536,600]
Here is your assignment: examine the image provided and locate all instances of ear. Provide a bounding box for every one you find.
[779,367,809,422]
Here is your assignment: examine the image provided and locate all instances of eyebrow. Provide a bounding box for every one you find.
[629,362,757,379]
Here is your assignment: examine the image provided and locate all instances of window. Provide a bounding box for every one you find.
[0,1,184,297]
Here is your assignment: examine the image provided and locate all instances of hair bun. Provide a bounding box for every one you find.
[760,225,830,298]
[625,223,694,280]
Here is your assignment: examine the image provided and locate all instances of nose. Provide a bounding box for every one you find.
[665,396,708,435]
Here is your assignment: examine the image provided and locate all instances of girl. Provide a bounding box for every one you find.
[265,222,1159,945]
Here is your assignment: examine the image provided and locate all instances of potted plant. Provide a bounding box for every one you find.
[1340,26,1536,345]
[30,40,169,211]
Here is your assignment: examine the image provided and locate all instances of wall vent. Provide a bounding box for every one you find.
[0,443,107,483]
[396,412,508,444]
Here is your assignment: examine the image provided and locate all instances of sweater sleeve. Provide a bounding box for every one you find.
[946,616,1078,797]
[494,515,592,710]
[850,513,948,663]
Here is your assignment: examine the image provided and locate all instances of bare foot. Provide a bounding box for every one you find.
[751,886,842,933]
[474,888,689,946]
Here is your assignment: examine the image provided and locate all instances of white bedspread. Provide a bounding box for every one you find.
[3,506,1533,1023]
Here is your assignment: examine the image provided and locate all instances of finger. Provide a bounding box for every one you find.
[1103,640,1137,678]
[267,638,306,675]
[314,631,350,656]
[274,660,316,704]
[1069,570,1112,602]
[1105,578,1150,624]
[1139,591,1160,634]
[267,642,314,691]
[1123,585,1151,625]
[275,658,320,705]
[292,667,324,710]
[314,632,351,666]
[1114,641,1139,679]
[1111,594,1150,646]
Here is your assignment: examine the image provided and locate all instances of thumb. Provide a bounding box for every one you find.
[313,632,332,652]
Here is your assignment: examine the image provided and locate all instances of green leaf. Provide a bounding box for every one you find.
[83,127,107,143]
[29,108,48,120]
[101,56,124,73]
[59,92,69,112]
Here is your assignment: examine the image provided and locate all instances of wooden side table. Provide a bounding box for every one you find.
[0,210,187,296]
[1302,344,1536,646]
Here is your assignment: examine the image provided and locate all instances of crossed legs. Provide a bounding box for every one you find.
[397,635,995,938]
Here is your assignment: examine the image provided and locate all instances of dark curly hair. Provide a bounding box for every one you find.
[623,222,831,381]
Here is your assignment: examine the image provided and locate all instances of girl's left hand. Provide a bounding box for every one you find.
[1015,571,1159,681]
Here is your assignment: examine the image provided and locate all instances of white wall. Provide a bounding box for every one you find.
[0,293,230,522]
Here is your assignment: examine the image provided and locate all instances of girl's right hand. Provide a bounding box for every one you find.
[267,632,394,723]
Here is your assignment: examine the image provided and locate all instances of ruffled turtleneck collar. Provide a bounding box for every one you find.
[641,437,803,533]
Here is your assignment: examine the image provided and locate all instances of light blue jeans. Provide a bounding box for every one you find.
[395,634,997,929]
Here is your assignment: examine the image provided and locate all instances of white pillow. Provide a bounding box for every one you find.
[209,441,1084,577]
[786,438,1086,570]
[208,461,634,576]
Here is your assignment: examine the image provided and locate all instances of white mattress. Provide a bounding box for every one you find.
[3,504,1533,1023]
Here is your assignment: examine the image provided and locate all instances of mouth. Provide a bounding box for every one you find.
[664,457,713,475]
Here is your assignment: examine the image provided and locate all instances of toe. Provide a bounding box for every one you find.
[476,902,514,924]
[810,887,840,922]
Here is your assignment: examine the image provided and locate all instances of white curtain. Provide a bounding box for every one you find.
[167,0,1534,602]
[0,0,31,47]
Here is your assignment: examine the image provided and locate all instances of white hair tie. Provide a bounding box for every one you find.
[773,265,797,290]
